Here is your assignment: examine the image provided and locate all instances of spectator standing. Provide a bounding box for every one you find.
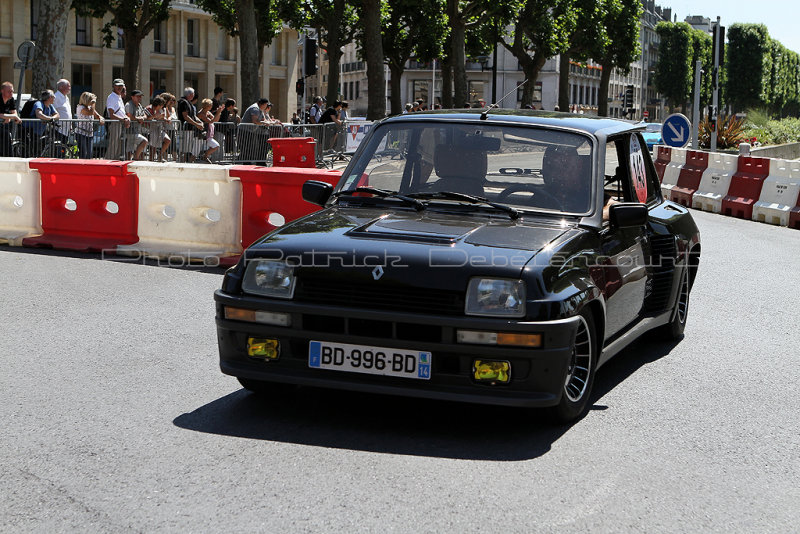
[106,79,130,160]
[197,98,222,163]
[319,100,343,150]
[219,99,239,155]
[124,89,149,160]
[31,90,59,156]
[0,81,22,157]
[309,96,324,124]
[319,101,342,125]
[220,99,239,124]
[53,79,72,140]
[178,87,204,162]
[160,92,178,160]
[144,95,171,161]
[211,87,224,112]
[338,101,349,122]
[291,112,301,125]
[239,97,274,164]
[74,91,104,159]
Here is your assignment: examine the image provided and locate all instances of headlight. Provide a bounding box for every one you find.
[465,278,526,318]
[241,260,297,298]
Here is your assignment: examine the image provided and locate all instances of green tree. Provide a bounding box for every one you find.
[725,23,771,113]
[558,0,608,112]
[282,0,357,106]
[196,0,286,111]
[382,0,448,115]
[689,26,712,111]
[653,21,693,112]
[360,0,386,119]
[73,0,171,89]
[31,0,72,94]
[594,0,641,117]
[503,0,574,108]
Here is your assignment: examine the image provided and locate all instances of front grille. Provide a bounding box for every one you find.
[295,278,465,316]
[645,234,678,312]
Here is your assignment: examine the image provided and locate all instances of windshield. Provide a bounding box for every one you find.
[340,121,595,215]
[644,123,662,133]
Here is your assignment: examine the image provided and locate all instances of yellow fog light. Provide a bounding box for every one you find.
[247,337,280,360]
[473,360,511,384]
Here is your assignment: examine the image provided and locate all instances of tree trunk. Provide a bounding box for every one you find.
[441,57,453,108]
[448,0,467,106]
[236,0,260,107]
[598,63,611,116]
[558,53,571,111]
[389,62,404,115]
[32,0,71,95]
[520,57,545,106]
[122,30,143,90]
[361,0,385,120]
[324,3,344,105]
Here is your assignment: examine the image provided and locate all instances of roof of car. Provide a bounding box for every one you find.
[384,109,644,137]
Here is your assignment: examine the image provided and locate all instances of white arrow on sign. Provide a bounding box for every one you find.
[667,121,685,143]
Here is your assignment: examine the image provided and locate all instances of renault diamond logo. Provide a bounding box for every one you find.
[372,266,384,280]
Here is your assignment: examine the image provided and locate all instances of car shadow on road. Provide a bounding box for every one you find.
[0,244,227,274]
[173,337,679,461]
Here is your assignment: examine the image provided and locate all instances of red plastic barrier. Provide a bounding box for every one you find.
[654,146,671,183]
[789,190,800,230]
[721,156,770,220]
[22,159,139,252]
[269,137,316,168]
[670,150,709,207]
[229,166,342,251]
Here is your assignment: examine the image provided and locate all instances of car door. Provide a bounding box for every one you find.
[597,135,651,338]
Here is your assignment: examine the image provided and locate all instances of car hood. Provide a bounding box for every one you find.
[247,207,572,292]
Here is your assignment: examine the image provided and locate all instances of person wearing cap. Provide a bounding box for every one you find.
[124,89,148,160]
[106,79,131,160]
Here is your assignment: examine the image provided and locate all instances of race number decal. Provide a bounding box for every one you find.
[629,135,648,203]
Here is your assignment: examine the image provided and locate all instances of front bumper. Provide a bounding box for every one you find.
[215,290,581,408]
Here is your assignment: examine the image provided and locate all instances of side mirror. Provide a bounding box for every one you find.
[302,180,333,206]
[609,202,648,228]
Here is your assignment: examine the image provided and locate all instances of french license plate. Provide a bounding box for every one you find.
[308,341,431,380]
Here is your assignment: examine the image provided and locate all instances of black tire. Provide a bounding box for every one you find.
[237,377,296,397]
[655,266,690,340]
[548,310,598,424]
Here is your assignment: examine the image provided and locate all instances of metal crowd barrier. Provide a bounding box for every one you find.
[0,118,356,167]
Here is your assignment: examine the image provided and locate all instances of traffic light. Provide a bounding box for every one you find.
[295,78,305,96]
[713,24,725,66]
[304,37,317,76]
[623,85,634,108]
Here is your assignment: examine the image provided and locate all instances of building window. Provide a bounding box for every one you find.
[184,72,200,91]
[467,81,485,105]
[71,64,92,99]
[218,29,229,60]
[113,66,123,84]
[412,80,429,105]
[31,1,39,40]
[271,35,285,66]
[151,70,168,97]
[116,28,125,49]
[355,81,360,99]
[153,21,167,53]
[187,19,199,57]
[76,15,91,46]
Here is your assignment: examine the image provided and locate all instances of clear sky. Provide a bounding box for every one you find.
[667,0,800,55]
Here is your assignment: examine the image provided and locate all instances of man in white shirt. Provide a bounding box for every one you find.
[53,79,72,139]
[105,78,130,159]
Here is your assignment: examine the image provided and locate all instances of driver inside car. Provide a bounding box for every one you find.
[541,144,618,219]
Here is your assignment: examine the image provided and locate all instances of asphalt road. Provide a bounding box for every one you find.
[1,210,798,533]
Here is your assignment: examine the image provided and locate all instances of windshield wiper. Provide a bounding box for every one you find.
[408,191,521,220]
[333,187,426,211]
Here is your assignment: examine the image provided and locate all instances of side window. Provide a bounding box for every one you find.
[605,134,656,205]
[603,138,630,203]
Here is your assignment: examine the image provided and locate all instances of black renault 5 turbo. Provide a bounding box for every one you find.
[215,110,700,423]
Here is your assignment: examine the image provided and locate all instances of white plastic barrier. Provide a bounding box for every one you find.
[117,162,242,261]
[692,153,738,213]
[0,158,41,246]
[752,158,800,226]
[660,148,686,198]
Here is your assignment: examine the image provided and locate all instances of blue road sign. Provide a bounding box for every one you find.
[661,113,691,148]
